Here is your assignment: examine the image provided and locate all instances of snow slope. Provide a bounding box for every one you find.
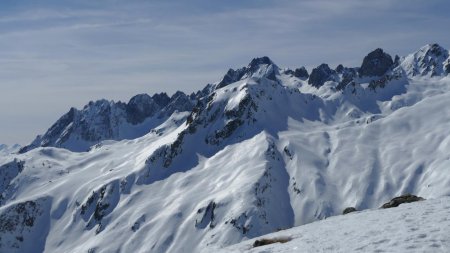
[1,44,450,253]
[214,197,450,253]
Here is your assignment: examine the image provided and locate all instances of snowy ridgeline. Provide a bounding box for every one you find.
[0,44,450,253]
[213,197,450,253]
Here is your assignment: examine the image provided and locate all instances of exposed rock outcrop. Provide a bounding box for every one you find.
[342,207,357,215]
[359,48,393,77]
[293,67,309,79]
[381,194,424,209]
[308,64,336,88]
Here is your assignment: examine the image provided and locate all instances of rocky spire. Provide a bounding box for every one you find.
[308,63,336,88]
[358,48,393,77]
[217,56,278,89]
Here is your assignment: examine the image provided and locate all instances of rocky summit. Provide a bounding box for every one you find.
[359,48,394,77]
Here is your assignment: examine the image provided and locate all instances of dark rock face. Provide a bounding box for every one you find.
[381,194,424,209]
[282,69,295,76]
[151,93,171,107]
[308,64,336,88]
[293,67,309,79]
[159,91,195,118]
[79,100,115,142]
[335,64,344,73]
[217,68,247,88]
[342,207,357,215]
[80,182,120,234]
[195,201,217,229]
[126,94,160,124]
[427,43,445,56]
[248,56,272,68]
[194,83,215,99]
[359,48,393,77]
[127,93,175,124]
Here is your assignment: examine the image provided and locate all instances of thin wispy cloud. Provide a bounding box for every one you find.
[0,0,449,145]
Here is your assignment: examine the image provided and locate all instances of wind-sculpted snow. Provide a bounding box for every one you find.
[214,197,450,253]
[1,130,298,252]
[1,44,450,252]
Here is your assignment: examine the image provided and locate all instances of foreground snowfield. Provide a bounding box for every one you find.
[1,44,450,252]
[214,197,450,253]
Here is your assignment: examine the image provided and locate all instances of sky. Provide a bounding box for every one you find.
[0,0,449,145]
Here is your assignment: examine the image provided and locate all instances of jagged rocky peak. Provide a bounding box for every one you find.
[335,64,345,73]
[335,64,358,75]
[196,83,215,98]
[19,90,195,153]
[126,94,160,124]
[401,43,450,77]
[249,56,272,65]
[151,92,171,107]
[294,67,309,79]
[246,56,278,80]
[358,48,394,77]
[171,90,188,100]
[422,43,447,57]
[84,99,115,110]
[335,64,358,90]
[308,63,336,88]
[217,56,278,89]
[125,92,177,124]
[218,68,246,89]
[283,66,309,79]
[159,91,195,117]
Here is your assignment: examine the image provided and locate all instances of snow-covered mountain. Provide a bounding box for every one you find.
[18,91,200,153]
[401,43,450,77]
[1,43,450,253]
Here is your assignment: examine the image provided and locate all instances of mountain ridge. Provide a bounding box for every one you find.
[19,43,450,154]
[1,43,450,253]
[18,91,197,153]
